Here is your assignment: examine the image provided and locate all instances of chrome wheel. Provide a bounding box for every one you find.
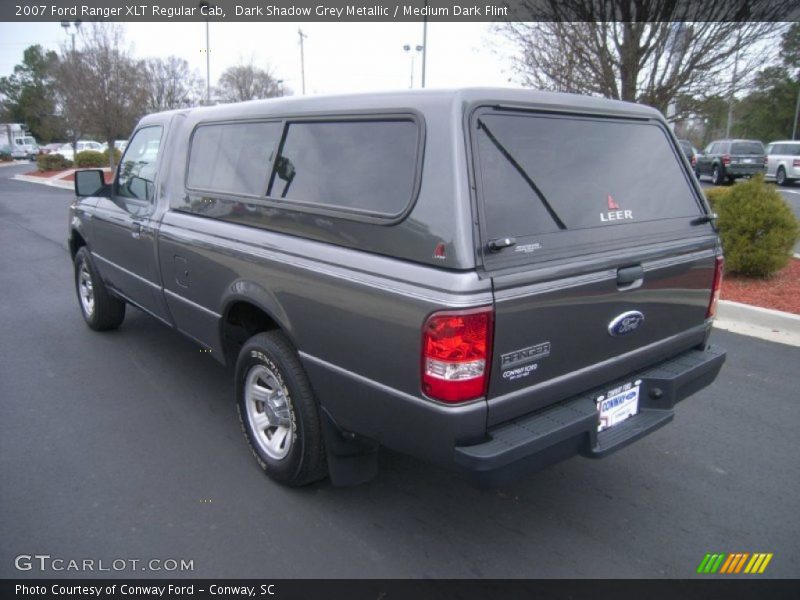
[244,364,294,460]
[78,262,95,317]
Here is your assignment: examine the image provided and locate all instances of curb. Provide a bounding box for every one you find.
[13,172,74,190]
[714,300,800,347]
[0,160,34,168]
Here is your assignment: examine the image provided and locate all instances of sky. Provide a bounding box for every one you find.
[0,21,519,95]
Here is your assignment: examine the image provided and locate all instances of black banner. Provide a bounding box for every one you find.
[1,0,795,22]
[3,579,800,600]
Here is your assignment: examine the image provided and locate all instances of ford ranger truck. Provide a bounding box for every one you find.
[68,88,726,487]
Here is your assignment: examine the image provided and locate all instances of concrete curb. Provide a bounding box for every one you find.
[714,300,800,347]
[13,171,74,190]
[0,160,34,168]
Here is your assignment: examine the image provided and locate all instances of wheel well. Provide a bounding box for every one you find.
[222,301,280,366]
[69,230,86,261]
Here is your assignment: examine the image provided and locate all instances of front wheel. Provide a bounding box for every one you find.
[776,167,788,186]
[235,331,327,486]
[712,165,725,186]
[74,247,125,331]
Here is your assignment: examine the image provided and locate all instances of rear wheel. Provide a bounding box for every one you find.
[235,331,327,486]
[74,247,125,331]
[712,164,725,186]
[776,167,788,186]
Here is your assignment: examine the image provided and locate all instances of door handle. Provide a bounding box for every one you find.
[617,265,644,290]
[131,222,142,239]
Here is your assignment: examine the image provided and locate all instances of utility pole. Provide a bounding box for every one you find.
[421,0,428,88]
[725,34,741,139]
[793,87,800,140]
[298,28,307,95]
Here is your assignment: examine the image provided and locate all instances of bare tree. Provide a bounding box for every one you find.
[55,23,147,169]
[143,56,203,112]
[216,59,288,103]
[503,1,782,118]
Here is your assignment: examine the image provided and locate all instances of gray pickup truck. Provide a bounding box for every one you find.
[68,88,726,487]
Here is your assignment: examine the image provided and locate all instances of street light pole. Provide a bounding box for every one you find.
[793,87,800,140]
[725,34,742,139]
[421,0,428,88]
[298,29,308,95]
[199,2,212,104]
[403,44,423,89]
[60,20,81,55]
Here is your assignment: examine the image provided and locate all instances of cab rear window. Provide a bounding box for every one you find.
[474,112,702,242]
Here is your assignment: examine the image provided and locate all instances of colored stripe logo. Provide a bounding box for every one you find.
[696,552,773,574]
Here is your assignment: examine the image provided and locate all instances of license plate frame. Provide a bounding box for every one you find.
[597,380,641,432]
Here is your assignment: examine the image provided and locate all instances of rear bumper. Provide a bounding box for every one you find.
[454,345,726,482]
[726,165,764,177]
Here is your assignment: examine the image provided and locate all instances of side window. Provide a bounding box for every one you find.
[117,126,163,203]
[705,143,715,154]
[268,119,419,217]
[765,144,774,155]
[187,121,281,196]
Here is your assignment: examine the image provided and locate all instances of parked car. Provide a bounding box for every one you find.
[68,89,726,487]
[55,140,105,161]
[694,139,765,185]
[40,142,65,155]
[677,139,699,166]
[764,140,800,186]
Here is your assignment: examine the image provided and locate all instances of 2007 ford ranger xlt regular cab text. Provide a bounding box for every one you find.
[68,88,726,487]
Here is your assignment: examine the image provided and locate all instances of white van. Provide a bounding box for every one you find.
[765,140,800,186]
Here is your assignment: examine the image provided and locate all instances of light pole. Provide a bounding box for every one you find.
[421,0,428,88]
[298,29,308,95]
[403,44,423,89]
[793,87,800,140]
[199,2,212,104]
[60,20,81,54]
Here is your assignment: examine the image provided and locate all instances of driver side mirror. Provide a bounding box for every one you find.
[74,169,109,197]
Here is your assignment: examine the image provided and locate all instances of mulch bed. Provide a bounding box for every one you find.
[62,170,113,183]
[26,169,67,178]
[24,168,113,184]
[721,258,800,315]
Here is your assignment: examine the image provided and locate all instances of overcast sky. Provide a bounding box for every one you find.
[0,21,518,94]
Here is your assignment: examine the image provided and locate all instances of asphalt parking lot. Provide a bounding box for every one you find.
[1,163,799,579]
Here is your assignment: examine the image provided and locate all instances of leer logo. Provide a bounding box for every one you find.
[600,194,633,222]
[696,552,773,575]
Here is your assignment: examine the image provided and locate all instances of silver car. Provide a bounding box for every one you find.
[765,140,800,186]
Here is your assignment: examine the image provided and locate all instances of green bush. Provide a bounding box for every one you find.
[102,147,122,165]
[74,150,105,168]
[712,175,799,278]
[37,153,73,171]
[704,186,730,211]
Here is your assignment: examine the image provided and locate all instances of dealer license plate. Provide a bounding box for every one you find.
[743,158,754,163]
[597,380,640,432]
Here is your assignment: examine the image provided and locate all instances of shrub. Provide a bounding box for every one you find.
[37,153,73,171]
[74,150,105,168]
[102,147,122,165]
[712,175,799,277]
[704,186,730,212]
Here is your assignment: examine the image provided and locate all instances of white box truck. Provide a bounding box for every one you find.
[0,123,39,160]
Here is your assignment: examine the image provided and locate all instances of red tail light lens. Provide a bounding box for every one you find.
[691,155,697,167]
[722,154,731,166]
[422,307,493,403]
[707,256,724,319]
[793,159,800,167]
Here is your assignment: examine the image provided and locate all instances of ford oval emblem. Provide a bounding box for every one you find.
[608,311,645,337]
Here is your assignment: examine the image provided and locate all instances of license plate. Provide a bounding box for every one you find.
[597,380,640,432]
[743,158,754,163]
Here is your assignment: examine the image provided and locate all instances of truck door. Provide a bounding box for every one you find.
[90,124,172,324]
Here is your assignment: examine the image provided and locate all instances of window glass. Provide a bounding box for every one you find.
[187,122,281,196]
[269,119,418,216]
[475,113,701,241]
[117,126,163,202]
[731,141,764,155]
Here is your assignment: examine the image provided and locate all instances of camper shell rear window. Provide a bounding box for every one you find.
[471,108,706,267]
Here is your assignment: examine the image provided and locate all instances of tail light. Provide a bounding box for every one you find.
[691,155,697,167]
[722,154,731,166]
[706,256,724,320]
[793,159,800,167]
[422,307,493,403]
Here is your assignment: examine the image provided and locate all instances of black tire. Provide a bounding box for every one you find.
[776,167,788,187]
[727,175,736,184]
[74,246,126,331]
[694,167,702,180]
[235,331,327,486]
[712,164,725,186]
